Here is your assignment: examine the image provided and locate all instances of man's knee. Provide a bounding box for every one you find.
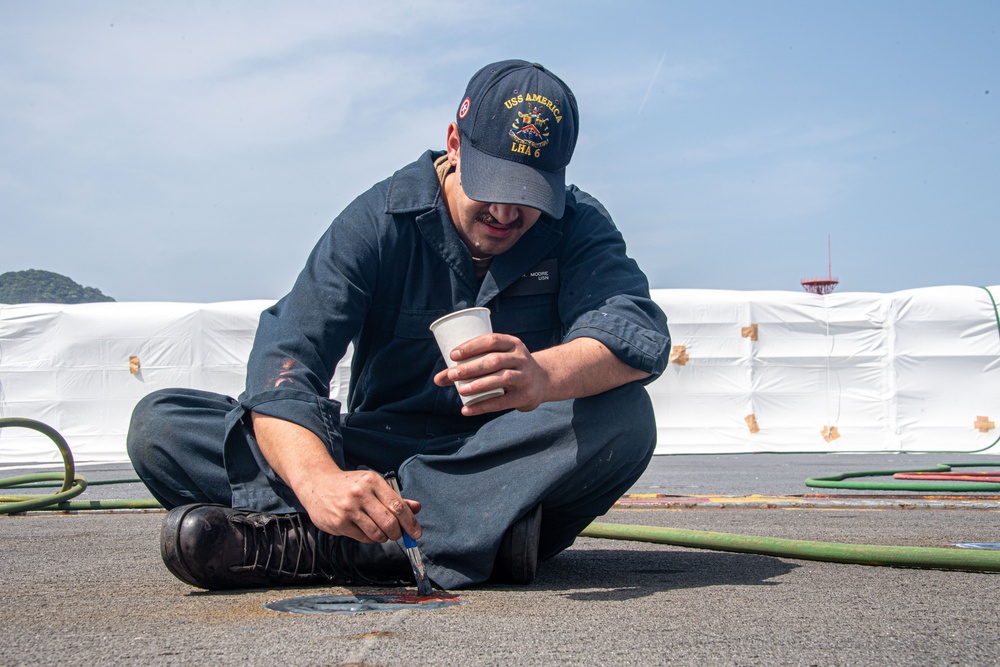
[126,389,173,469]
[126,387,233,471]
[576,381,657,454]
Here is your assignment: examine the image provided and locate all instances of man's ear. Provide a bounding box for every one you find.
[446,122,461,166]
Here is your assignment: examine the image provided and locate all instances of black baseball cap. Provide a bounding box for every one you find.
[455,60,579,219]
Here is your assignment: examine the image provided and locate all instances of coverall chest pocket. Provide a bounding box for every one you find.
[492,295,561,352]
[358,307,447,407]
[367,306,444,373]
[390,308,446,340]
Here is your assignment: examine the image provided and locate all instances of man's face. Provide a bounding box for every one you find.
[443,123,542,258]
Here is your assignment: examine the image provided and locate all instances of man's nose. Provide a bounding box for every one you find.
[488,204,520,225]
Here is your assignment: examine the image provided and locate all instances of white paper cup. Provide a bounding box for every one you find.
[429,307,506,406]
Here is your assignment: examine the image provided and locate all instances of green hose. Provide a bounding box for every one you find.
[0,417,161,513]
[805,462,1000,492]
[0,417,76,490]
[584,460,1000,573]
[580,521,1000,573]
[0,471,88,513]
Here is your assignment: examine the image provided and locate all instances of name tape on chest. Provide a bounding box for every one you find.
[503,258,559,297]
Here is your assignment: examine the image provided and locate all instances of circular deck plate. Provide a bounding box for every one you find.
[264,592,464,615]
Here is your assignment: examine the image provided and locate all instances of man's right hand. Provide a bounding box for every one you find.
[250,412,421,543]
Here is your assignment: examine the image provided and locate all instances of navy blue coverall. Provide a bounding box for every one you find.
[128,150,671,589]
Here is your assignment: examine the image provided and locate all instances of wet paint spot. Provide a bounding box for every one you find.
[264,592,464,615]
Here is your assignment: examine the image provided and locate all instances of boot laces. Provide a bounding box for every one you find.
[228,511,409,586]
[230,512,334,581]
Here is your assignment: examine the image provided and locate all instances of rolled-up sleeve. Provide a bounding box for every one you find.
[558,187,671,382]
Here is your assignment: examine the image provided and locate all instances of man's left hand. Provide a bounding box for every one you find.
[433,333,550,415]
[433,334,651,417]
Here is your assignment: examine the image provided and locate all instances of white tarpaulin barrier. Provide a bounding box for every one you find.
[650,286,1000,455]
[1,286,998,464]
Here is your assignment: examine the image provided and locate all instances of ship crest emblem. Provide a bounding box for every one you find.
[509,103,550,157]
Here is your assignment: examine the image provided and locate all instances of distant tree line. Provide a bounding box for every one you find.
[0,269,115,304]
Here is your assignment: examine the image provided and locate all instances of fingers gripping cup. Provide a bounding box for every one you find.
[430,307,506,406]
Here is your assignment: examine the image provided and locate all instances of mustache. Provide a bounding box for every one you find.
[475,211,523,229]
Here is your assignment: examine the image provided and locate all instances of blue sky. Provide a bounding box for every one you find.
[1,1,997,302]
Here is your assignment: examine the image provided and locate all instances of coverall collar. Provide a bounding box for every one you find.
[386,150,569,305]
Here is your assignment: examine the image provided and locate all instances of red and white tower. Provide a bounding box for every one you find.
[800,236,839,295]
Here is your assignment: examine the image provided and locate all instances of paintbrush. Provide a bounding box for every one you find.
[386,474,434,596]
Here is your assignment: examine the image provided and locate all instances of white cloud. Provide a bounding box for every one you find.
[0,1,499,160]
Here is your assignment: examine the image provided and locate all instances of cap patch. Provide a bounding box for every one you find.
[507,95,561,160]
[458,96,471,120]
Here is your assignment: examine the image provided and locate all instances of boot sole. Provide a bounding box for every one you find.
[160,504,212,588]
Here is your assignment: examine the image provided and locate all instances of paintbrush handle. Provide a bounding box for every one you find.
[385,473,433,594]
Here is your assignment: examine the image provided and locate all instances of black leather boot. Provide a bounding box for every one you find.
[491,504,542,584]
[160,504,415,590]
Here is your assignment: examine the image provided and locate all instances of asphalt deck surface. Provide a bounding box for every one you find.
[3,452,999,666]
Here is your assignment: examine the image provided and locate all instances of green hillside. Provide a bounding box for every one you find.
[0,269,116,304]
